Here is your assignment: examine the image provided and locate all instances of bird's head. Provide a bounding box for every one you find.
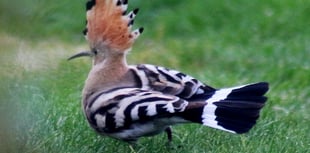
[68,0,143,65]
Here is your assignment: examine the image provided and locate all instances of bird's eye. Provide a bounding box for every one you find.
[92,49,98,55]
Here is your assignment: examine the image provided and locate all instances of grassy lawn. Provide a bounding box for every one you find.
[0,0,309,152]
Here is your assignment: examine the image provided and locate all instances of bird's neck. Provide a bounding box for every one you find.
[83,53,129,98]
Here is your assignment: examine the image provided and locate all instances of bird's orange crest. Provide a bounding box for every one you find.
[84,0,143,52]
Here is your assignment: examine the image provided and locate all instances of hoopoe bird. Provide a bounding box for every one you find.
[69,0,269,143]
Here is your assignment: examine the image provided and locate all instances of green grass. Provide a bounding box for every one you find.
[1,0,309,152]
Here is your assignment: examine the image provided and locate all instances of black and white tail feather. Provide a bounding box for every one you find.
[201,83,268,133]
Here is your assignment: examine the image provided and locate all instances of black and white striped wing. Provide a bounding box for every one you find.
[85,87,188,140]
[130,64,216,99]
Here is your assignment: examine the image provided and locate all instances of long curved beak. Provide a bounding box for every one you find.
[67,51,92,60]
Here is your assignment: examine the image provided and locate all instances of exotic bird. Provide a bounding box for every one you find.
[69,0,269,143]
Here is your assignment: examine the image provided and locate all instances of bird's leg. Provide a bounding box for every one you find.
[165,126,173,143]
[124,138,138,146]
